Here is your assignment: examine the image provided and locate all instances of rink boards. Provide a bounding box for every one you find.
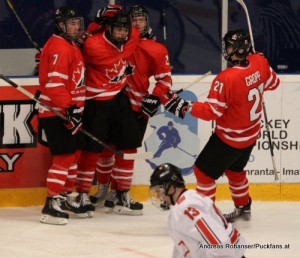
[0,75,300,206]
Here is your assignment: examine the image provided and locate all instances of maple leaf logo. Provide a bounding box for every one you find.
[106,59,127,83]
[72,61,85,88]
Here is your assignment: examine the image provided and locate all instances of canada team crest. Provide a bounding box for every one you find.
[105,59,134,84]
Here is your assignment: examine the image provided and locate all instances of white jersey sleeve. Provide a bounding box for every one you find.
[168,190,247,258]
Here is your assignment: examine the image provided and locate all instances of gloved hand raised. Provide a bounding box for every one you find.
[64,105,82,135]
[95,4,122,26]
[142,94,161,118]
[164,91,189,119]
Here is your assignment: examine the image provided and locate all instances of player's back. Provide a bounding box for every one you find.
[213,53,278,148]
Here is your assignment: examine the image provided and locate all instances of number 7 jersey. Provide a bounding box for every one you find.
[190,53,280,148]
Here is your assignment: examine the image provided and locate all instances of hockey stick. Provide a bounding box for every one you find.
[176,146,197,158]
[236,0,279,181]
[0,75,153,160]
[5,0,42,53]
[176,71,212,94]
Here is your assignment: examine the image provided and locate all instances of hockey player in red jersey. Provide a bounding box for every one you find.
[39,7,88,225]
[165,29,280,222]
[90,5,174,214]
[75,9,144,215]
[150,163,247,258]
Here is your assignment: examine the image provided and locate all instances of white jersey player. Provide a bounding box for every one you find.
[150,163,247,258]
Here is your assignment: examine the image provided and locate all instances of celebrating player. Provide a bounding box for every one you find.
[75,9,145,215]
[39,6,87,225]
[90,5,175,215]
[150,163,247,258]
[166,29,280,222]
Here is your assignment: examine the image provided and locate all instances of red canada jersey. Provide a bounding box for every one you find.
[125,38,172,112]
[86,21,100,34]
[191,53,280,148]
[83,27,140,100]
[38,35,85,118]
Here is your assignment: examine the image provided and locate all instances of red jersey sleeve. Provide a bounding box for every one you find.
[151,43,172,102]
[190,74,227,121]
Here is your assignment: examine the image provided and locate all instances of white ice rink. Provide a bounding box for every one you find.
[0,201,299,258]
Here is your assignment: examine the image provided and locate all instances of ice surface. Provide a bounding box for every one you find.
[0,201,299,258]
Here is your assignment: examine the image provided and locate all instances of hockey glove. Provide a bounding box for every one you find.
[164,91,189,119]
[144,27,156,40]
[64,105,82,135]
[95,4,122,26]
[142,94,161,118]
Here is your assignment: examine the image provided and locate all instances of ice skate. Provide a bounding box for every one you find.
[78,192,95,218]
[60,192,88,218]
[89,183,109,207]
[112,190,143,216]
[223,198,252,223]
[104,190,117,213]
[40,195,69,225]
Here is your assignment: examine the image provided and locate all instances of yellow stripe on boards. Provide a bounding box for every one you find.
[0,184,300,207]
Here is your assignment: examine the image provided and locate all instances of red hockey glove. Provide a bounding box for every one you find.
[142,94,161,118]
[94,4,122,26]
[164,91,189,119]
[64,105,82,135]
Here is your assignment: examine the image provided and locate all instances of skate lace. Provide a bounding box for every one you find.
[224,207,242,219]
[66,197,81,208]
[106,190,117,202]
[122,192,136,206]
[95,184,109,199]
[80,193,92,206]
[52,196,66,212]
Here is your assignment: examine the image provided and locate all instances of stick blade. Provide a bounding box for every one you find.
[123,151,153,160]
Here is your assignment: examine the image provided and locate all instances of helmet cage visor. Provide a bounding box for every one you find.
[149,185,170,211]
[110,26,130,43]
[222,31,251,61]
[57,17,84,41]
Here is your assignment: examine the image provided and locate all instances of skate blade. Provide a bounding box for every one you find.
[112,206,143,216]
[63,211,89,219]
[40,214,68,225]
[92,201,105,208]
[90,196,106,207]
[87,211,94,218]
[105,207,114,214]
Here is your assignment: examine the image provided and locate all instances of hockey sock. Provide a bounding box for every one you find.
[112,148,136,191]
[225,170,249,207]
[64,150,81,192]
[76,151,101,193]
[47,153,77,197]
[96,148,115,185]
[194,166,216,201]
